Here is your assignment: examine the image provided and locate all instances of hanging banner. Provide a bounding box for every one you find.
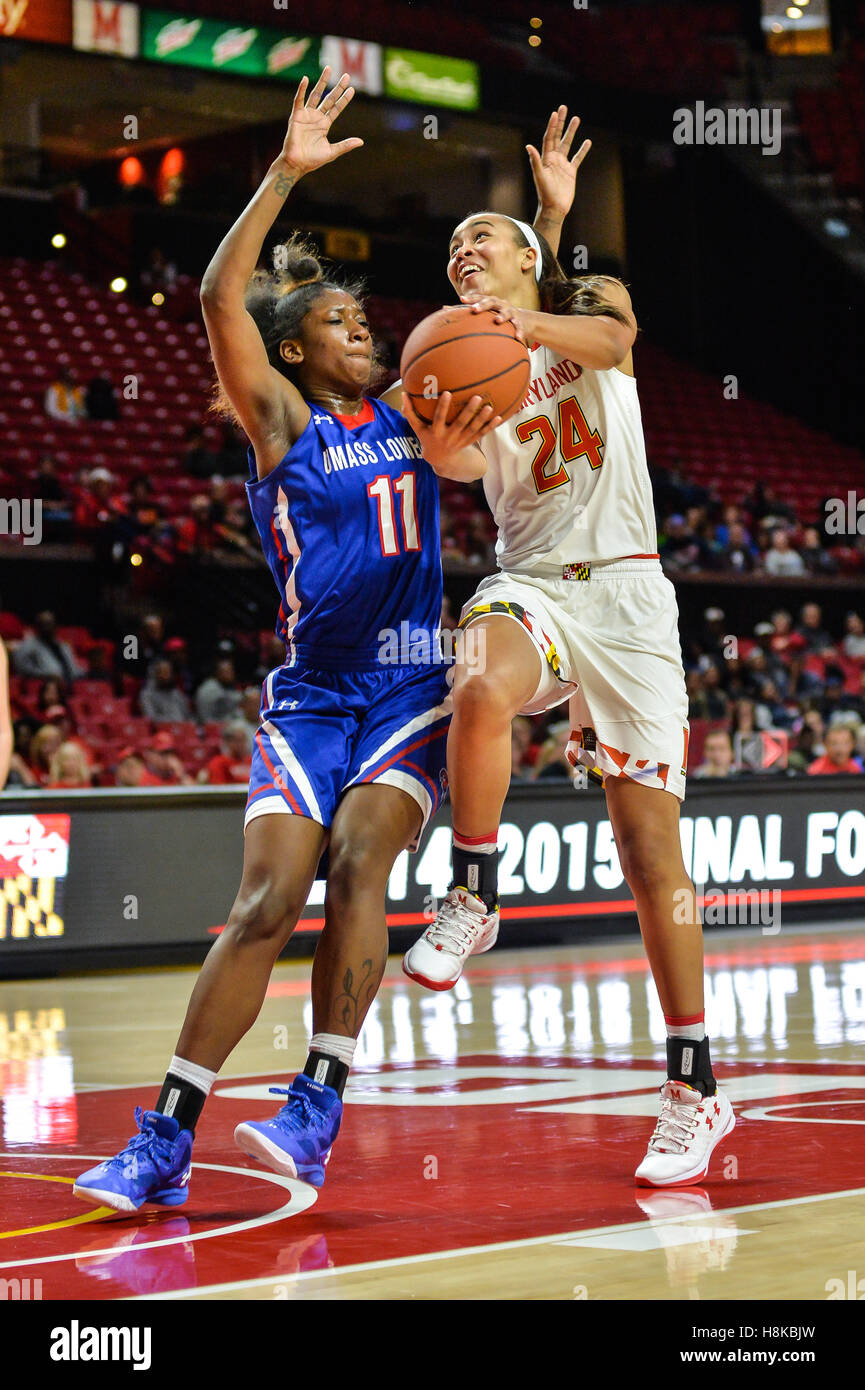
[72,0,139,57]
[141,9,319,80]
[384,46,479,110]
[0,0,73,43]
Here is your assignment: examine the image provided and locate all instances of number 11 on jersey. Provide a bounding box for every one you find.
[368,472,421,556]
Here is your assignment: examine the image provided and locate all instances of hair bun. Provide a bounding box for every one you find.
[272,233,323,291]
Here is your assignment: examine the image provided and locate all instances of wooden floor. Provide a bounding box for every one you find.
[1,919,864,1301]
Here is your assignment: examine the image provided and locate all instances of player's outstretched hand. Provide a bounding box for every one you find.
[280,67,364,177]
[402,391,502,465]
[527,106,591,222]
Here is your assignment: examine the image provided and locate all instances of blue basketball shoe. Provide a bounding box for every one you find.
[234,1075,342,1188]
[73,1108,193,1213]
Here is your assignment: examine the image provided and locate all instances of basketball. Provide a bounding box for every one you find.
[400,304,531,426]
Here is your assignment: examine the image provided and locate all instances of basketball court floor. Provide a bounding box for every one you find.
[1,919,863,1301]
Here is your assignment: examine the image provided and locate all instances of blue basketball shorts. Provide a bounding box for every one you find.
[245,660,452,851]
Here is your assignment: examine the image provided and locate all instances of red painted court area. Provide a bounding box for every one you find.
[2,1055,864,1299]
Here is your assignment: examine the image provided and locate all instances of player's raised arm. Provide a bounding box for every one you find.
[528,106,591,258]
[199,68,363,470]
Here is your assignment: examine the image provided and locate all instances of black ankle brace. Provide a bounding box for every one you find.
[666,1036,716,1098]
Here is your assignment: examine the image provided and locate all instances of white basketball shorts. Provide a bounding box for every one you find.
[459,559,690,800]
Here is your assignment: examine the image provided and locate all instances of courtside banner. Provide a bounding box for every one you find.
[383,47,479,110]
[140,9,319,80]
[0,0,72,42]
[72,0,139,56]
[0,814,70,943]
[0,778,862,971]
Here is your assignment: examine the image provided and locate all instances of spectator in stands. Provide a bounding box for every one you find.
[693,729,735,779]
[769,609,806,661]
[238,686,262,737]
[688,663,729,721]
[213,421,247,477]
[44,369,85,423]
[47,742,92,788]
[764,528,805,576]
[801,525,838,577]
[174,495,216,557]
[33,455,71,515]
[796,602,835,656]
[732,697,758,736]
[115,747,163,788]
[255,635,287,683]
[13,611,82,683]
[0,593,24,644]
[73,468,122,546]
[28,723,63,785]
[510,715,534,783]
[142,247,178,296]
[143,730,193,786]
[745,481,796,527]
[195,658,241,725]
[531,720,575,781]
[199,721,253,785]
[41,704,96,775]
[6,717,39,786]
[718,520,757,573]
[659,513,711,572]
[463,514,496,569]
[842,612,865,661]
[35,678,67,718]
[213,499,258,560]
[140,657,192,723]
[808,725,864,775]
[118,476,161,547]
[85,375,118,422]
[182,426,218,480]
[125,613,167,680]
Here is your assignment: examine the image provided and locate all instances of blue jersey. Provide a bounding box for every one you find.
[246,397,443,670]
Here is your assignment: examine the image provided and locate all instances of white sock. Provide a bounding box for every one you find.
[665,1020,707,1042]
[168,1054,218,1095]
[310,1033,356,1068]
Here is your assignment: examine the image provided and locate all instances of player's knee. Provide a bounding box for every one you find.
[226,876,304,946]
[326,836,388,904]
[617,832,682,898]
[453,667,521,726]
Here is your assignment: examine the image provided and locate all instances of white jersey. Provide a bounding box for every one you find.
[478,342,657,570]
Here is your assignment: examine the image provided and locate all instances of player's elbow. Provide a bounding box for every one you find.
[199,274,236,315]
[596,321,635,370]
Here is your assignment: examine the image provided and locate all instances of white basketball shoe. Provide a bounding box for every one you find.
[635,1081,735,1188]
[402,888,499,991]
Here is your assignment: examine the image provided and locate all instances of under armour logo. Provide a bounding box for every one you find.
[312,413,331,424]
[705,1116,714,1130]
[275,699,298,711]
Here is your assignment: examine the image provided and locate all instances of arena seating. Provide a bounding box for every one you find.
[795,3,865,201]
[0,257,860,540]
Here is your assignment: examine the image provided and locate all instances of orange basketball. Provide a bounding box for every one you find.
[400,305,531,427]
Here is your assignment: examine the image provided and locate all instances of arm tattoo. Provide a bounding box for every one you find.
[273,171,295,199]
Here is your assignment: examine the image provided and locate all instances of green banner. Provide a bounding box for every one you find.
[141,10,319,81]
[384,47,479,110]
